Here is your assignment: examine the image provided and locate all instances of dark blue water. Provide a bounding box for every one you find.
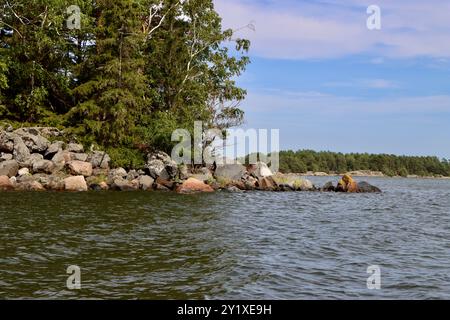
[1,177,449,299]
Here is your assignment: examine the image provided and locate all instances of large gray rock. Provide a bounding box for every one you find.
[32,160,56,174]
[0,132,14,152]
[67,143,84,153]
[45,141,64,158]
[139,175,154,191]
[51,150,72,169]
[109,167,127,180]
[295,179,314,191]
[44,175,66,191]
[14,129,50,153]
[273,174,315,191]
[146,151,178,180]
[13,136,31,162]
[66,161,93,177]
[127,170,140,181]
[112,178,139,191]
[322,181,336,192]
[71,153,88,162]
[88,151,111,169]
[214,164,247,181]
[20,153,44,168]
[0,160,19,177]
[357,181,382,193]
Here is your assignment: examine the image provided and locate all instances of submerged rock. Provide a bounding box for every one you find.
[273,174,315,191]
[357,181,382,193]
[321,181,336,192]
[335,175,382,193]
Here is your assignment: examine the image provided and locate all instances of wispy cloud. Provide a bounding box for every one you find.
[215,0,450,60]
[244,89,450,116]
[324,79,400,89]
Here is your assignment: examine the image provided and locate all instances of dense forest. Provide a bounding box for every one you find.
[278,150,450,177]
[0,0,250,166]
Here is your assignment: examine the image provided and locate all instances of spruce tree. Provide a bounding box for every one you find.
[71,0,148,147]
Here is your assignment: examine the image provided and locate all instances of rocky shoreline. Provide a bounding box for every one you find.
[297,171,450,179]
[1,127,382,193]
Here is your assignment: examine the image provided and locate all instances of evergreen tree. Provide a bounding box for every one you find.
[70,0,148,147]
[0,0,73,123]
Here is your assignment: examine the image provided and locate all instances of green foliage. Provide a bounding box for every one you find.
[279,150,450,177]
[107,146,146,170]
[0,56,8,112]
[0,0,249,158]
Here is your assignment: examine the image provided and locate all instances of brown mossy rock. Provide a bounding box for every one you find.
[336,174,358,193]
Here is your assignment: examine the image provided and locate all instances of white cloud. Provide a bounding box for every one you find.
[243,89,450,116]
[324,79,400,89]
[215,0,450,60]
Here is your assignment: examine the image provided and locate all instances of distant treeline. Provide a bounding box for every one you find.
[278,150,450,177]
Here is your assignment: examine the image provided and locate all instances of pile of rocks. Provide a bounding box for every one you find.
[320,174,381,193]
[1,127,382,194]
[1,127,110,192]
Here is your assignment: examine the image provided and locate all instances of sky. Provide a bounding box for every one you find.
[214,0,450,158]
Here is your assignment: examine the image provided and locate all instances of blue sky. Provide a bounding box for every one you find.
[215,0,450,158]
